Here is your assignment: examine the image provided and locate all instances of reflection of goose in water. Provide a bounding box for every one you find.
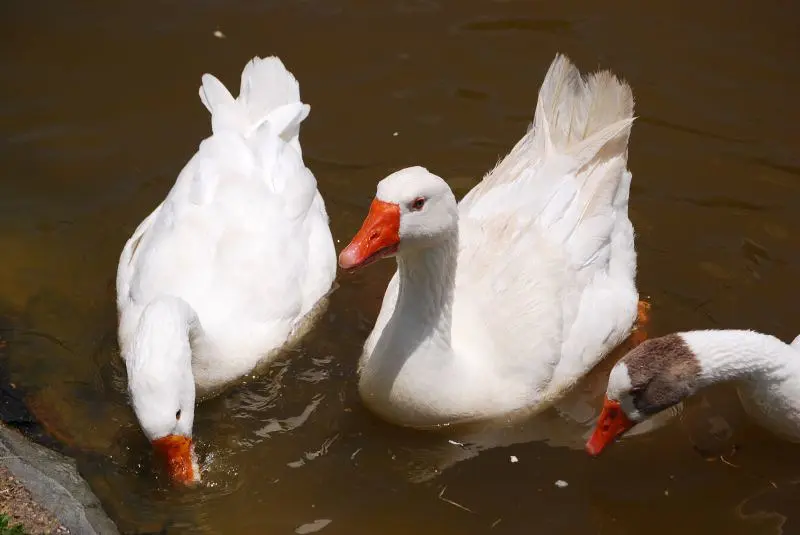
[392,333,683,483]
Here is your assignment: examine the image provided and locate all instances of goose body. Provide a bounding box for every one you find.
[116,56,336,481]
[587,330,800,454]
[339,54,641,428]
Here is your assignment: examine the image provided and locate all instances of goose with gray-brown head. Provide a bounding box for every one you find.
[586,330,800,455]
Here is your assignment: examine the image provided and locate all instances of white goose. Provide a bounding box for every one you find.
[339,54,646,428]
[116,56,336,483]
[587,330,800,455]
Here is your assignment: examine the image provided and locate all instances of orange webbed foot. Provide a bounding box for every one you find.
[627,299,651,347]
[636,299,651,329]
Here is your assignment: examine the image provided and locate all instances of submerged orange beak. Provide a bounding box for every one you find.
[339,199,400,271]
[152,434,197,485]
[585,396,635,456]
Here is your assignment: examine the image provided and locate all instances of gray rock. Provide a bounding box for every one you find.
[0,423,118,535]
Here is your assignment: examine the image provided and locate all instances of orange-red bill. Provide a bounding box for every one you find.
[585,396,635,456]
[152,434,197,485]
[338,199,400,271]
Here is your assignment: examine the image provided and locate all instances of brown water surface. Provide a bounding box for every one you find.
[2,1,800,533]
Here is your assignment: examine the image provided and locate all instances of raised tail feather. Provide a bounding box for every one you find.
[533,55,636,270]
[461,54,635,215]
[531,53,634,158]
[198,56,309,151]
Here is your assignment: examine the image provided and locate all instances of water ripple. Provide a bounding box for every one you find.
[457,18,570,33]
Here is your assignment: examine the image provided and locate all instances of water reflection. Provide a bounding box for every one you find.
[2,0,800,533]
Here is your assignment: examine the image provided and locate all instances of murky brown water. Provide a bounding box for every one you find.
[2,0,800,533]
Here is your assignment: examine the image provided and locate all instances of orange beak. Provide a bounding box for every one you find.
[339,199,401,271]
[585,396,635,456]
[152,434,197,485]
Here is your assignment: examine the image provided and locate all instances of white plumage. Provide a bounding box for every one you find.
[348,54,640,427]
[117,56,336,444]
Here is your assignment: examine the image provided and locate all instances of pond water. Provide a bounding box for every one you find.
[2,0,800,533]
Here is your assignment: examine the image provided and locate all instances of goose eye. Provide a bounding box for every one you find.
[410,197,426,211]
[175,410,182,420]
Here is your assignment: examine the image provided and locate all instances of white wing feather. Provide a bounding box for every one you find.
[118,57,335,388]
[455,54,638,396]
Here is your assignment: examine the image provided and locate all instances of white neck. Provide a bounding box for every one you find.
[394,229,458,350]
[360,226,525,426]
[680,330,800,388]
[124,296,199,439]
[361,228,482,425]
[125,296,200,386]
[680,329,800,441]
[130,295,199,356]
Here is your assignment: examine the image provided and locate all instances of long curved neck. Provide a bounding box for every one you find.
[125,296,201,383]
[681,330,800,388]
[360,228,470,426]
[393,228,458,352]
[363,226,537,425]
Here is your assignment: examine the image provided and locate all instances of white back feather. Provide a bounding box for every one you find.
[457,54,638,397]
[118,55,335,400]
[199,56,309,151]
